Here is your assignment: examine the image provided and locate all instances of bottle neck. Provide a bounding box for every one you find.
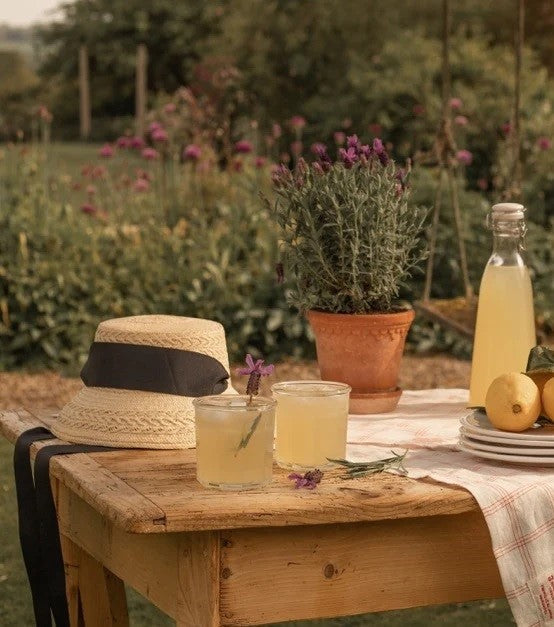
[489,218,527,266]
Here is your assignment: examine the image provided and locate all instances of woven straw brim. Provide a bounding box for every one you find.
[52,385,236,450]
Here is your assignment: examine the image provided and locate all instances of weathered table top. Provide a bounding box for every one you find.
[1,407,479,534]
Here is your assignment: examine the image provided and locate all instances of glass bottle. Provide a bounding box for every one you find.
[469,203,536,406]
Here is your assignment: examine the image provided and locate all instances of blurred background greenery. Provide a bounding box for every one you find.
[0,0,552,374]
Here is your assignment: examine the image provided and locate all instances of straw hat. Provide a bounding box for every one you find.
[52,315,235,449]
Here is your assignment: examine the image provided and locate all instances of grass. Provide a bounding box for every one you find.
[0,436,515,626]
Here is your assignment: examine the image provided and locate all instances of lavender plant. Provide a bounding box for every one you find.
[267,137,428,313]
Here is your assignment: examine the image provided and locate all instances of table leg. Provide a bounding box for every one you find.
[60,533,129,627]
[176,531,220,627]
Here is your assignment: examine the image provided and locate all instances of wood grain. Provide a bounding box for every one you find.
[1,408,480,533]
[177,532,220,627]
[56,484,179,619]
[219,512,504,625]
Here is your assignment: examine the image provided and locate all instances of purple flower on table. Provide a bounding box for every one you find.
[237,354,275,398]
[99,144,114,158]
[339,147,358,168]
[456,149,473,165]
[234,139,253,154]
[288,469,324,490]
[183,144,201,161]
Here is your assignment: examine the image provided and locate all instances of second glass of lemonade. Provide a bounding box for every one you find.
[194,395,276,490]
[272,381,351,471]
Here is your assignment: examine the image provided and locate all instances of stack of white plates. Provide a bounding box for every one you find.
[459,410,554,466]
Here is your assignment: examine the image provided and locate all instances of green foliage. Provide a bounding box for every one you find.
[0,146,309,372]
[269,154,427,314]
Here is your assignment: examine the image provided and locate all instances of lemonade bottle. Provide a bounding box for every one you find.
[469,203,536,406]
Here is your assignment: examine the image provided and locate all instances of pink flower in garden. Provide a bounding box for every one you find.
[289,115,306,129]
[183,144,201,161]
[86,184,96,196]
[130,136,145,149]
[151,127,168,142]
[454,115,468,126]
[232,158,243,172]
[310,142,327,156]
[149,121,162,133]
[456,149,473,165]
[80,203,97,215]
[234,140,253,154]
[477,178,488,190]
[537,136,552,150]
[333,131,346,145]
[163,102,177,114]
[347,135,361,150]
[290,141,303,156]
[141,147,159,160]
[501,122,512,136]
[449,97,463,110]
[116,136,132,149]
[254,156,267,168]
[412,103,425,116]
[341,118,353,129]
[339,147,358,168]
[373,138,389,165]
[133,178,150,192]
[369,123,382,136]
[272,123,282,138]
[279,152,291,163]
[99,144,114,158]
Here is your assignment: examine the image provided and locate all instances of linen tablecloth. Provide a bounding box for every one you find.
[347,389,554,627]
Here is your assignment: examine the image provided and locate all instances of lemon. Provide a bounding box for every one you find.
[485,372,541,432]
[543,378,554,422]
[526,371,554,398]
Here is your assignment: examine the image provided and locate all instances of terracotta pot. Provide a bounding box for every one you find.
[307,309,415,414]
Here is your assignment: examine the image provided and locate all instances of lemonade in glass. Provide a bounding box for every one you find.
[272,381,350,471]
[194,395,276,490]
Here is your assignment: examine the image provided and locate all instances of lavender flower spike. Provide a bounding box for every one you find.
[288,469,324,489]
[237,354,275,398]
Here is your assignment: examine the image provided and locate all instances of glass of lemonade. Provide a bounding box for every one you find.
[194,395,276,490]
[272,381,351,471]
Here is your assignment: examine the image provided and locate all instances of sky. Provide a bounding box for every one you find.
[1,0,62,27]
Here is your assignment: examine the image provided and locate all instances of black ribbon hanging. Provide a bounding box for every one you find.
[14,428,113,627]
[80,342,229,396]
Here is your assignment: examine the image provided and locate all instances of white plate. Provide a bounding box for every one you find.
[459,433,554,456]
[461,410,554,442]
[459,426,554,448]
[457,439,554,466]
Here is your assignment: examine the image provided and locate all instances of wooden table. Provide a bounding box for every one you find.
[1,408,504,626]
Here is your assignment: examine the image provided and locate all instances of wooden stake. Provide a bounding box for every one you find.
[78,45,91,139]
[135,44,148,137]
